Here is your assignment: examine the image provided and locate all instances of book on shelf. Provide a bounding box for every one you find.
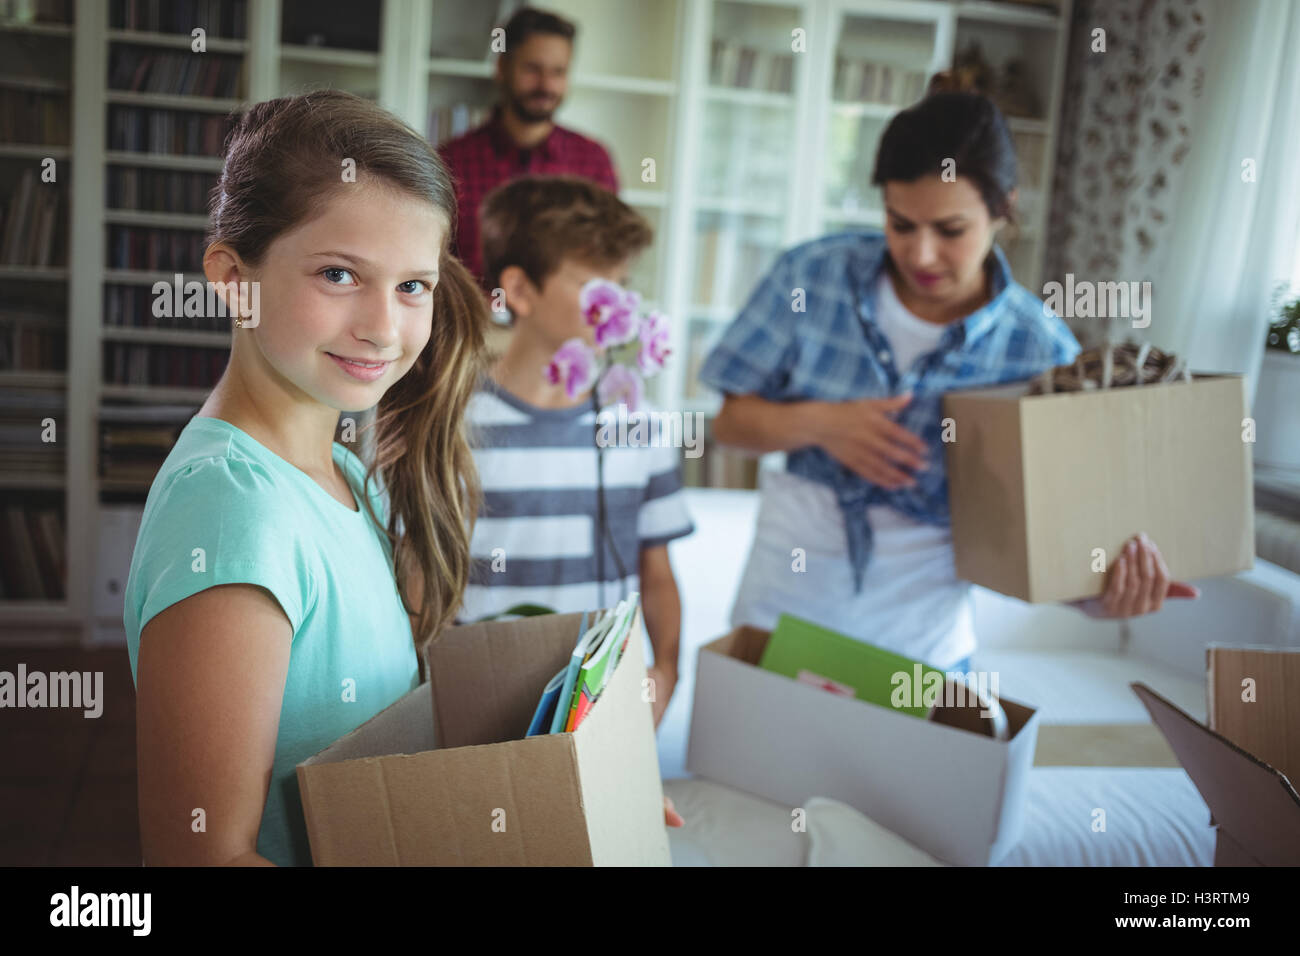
[0,499,65,600]
[710,40,795,94]
[108,105,232,156]
[108,46,244,99]
[109,0,248,41]
[103,342,227,389]
[0,88,71,145]
[0,307,66,371]
[427,103,489,146]
[0,169,65,267]
[107,225,206,271]
[106,166,217,214]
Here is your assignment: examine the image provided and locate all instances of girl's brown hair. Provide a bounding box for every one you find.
[206,89,489,652]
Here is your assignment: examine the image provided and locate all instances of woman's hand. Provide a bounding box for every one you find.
[1072,533,1200,619]
[810,393,929,489]
[646,662,677,728]
[664,795,684,828]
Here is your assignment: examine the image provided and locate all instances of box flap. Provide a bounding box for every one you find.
[1132,681,1300,865]
[1207,646,1300,785]
[425,611,592,748]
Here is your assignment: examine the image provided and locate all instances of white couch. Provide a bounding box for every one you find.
[653,487,1300,866]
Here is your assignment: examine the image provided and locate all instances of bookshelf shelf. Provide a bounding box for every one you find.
[0,370,67,387]
[0,265,68,281]
[102,327,231,347]
[0,600,76,621]
[0,21,72,37]
[104,90,243,112]
[105,210,209,230]
[620,188,668,209]
[0,144,71,159]
[103,268,205,284]
[426,56,490,78]
[105,28,249,53]
[0,472,65,490]
[955,1,1061,30]
[705,85,794,108]
[281,43,378,67]
[831,100,898,119]
[100,384,213,403]
[0,74,69,92]
[103,151,224,172]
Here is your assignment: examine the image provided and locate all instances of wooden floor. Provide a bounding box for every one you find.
[0,647,142,866]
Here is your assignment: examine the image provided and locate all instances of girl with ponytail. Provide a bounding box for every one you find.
[123,90,490,866]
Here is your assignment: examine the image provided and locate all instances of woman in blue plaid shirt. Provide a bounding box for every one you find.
[699,81,1198,672]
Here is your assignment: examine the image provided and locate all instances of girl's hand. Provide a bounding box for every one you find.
[664,795,684,828]
[1072,533,1200,619]
[811,393,929,489]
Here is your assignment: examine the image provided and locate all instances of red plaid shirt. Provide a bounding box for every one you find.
[438,107,619,288]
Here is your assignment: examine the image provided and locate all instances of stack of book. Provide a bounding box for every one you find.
[427,103,489,146]
[102,341,227,388]
[526,595,641,737]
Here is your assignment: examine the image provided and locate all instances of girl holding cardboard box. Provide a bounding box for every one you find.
[700,79,1198,672]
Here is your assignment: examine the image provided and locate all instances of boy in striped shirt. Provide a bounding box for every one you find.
[458,175,695,725]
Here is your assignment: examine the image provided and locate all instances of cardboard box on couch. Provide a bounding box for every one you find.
[686,625,1041,866]
[942,375,1254,603]
[296,609,670,866]
[1134,646,1300,866]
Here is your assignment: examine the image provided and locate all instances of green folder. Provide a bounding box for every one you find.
[757,614,946,719]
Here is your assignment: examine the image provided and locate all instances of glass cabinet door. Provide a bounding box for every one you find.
[815,1,951,236]
[678,0,809,411]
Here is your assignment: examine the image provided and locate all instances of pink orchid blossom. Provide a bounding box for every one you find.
[545,337,598,399]
[578,278,625,326]
[636,310,671,376]
[596,363,644,413]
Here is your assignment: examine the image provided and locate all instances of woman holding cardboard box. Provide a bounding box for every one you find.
[699,78,1199,672]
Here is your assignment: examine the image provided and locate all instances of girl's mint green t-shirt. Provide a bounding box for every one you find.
[123,416,419,866]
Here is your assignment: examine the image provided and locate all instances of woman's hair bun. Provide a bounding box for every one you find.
[926,69,983,97]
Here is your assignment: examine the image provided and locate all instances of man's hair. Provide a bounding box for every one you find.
[478,175,652,296]
[501,6,577,52]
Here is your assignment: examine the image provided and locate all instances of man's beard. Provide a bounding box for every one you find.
[507,90,559,124]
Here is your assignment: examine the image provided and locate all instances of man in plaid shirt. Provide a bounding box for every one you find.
[438,7,618,289]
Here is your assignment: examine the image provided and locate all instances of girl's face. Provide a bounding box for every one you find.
[224,185,446,413]
[882,175,1007,307]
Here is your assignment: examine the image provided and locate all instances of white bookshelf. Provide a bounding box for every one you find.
[0,0,1073,642]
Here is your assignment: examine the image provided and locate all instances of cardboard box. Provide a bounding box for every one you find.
[296,609,670,866]
[686,626,1041,866]
[1134,646,1300,865]
[942,375,1254,603]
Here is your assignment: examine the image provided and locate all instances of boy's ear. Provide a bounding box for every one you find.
[498,265,536,319]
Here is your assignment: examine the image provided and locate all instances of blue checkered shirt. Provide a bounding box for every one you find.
[698,230,1081,592]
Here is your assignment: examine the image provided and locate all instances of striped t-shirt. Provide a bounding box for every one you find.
[458,377,695,621]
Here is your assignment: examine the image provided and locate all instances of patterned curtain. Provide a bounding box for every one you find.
[1044,0,1212,346]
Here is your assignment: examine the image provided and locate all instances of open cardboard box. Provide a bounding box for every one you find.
[942,374,1254,603]
[686,625,1040,866]
[296,609,670,866]
[1134,645,1300,866]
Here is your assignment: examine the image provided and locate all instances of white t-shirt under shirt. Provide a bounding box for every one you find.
[729,270,977,669]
